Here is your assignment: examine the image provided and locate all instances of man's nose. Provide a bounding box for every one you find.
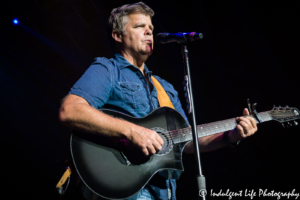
[145,27,152,35]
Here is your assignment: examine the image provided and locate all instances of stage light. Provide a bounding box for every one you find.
[13,19,19,25]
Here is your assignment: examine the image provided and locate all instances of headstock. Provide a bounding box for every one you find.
[269,106,300,127]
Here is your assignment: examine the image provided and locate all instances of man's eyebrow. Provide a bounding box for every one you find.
[135,22,154,29]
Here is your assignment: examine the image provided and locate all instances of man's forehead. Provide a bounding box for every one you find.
[127,13,153,25]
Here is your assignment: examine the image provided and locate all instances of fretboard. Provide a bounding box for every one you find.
[171,111,272,144]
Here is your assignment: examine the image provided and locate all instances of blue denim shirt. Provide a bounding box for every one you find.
[70,53,188,120]
[70,53,189,199]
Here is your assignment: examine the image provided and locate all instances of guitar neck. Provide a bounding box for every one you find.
[172,111,272,144]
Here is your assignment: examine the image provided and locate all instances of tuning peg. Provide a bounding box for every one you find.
[287,122,292,127]
[294,121,298,126]
[281,123,285,128]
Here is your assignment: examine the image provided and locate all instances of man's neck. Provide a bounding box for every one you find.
[119,51,149,75]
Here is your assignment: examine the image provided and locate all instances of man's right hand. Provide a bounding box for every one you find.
[126,125,164,156]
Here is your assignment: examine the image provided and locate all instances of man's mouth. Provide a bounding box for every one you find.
[143,40,153,44]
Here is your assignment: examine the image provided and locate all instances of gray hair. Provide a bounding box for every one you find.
[108,2,154,35]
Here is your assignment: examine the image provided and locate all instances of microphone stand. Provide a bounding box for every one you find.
[181,44,207,200]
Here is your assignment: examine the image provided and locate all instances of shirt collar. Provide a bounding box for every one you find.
[114,53,152,76]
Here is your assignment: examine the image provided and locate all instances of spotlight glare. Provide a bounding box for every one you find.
[13,19,19,25]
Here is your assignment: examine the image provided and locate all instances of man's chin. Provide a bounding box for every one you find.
[140,51,153,57]
[144,49,153,55]
[143,46,153,55]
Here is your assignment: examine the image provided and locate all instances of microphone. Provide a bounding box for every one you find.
[156,32,203,44]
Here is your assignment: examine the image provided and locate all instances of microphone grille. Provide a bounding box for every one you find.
[155,33,169,44]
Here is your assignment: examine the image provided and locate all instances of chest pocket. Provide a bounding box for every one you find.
[119,82,149,113]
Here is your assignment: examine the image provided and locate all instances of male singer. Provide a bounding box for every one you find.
[59,2,257,200]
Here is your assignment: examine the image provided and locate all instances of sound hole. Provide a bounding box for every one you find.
[118,127,173,165]
[153,128,173,156]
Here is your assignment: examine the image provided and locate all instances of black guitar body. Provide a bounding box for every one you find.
[70,107,190,199]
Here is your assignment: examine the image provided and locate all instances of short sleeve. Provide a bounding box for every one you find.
[69,57,113,109]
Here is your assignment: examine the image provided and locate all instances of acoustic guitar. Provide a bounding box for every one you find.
[70,106,299,199]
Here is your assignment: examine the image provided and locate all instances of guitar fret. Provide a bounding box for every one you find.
[182,129,189,142]
[196,119,236,137]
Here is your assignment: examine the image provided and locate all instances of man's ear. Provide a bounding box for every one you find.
[112,30,122,43]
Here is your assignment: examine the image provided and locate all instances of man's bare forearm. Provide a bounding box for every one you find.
[59,94,133,139]
[183,133,225,154]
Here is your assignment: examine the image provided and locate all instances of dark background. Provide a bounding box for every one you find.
[1,0,300,199]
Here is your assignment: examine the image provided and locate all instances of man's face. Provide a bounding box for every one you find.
[121,13,154,57]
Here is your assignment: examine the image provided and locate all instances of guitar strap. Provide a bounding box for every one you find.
[56,166,71,188]
[56,76,175,190]
[150,76,175,109]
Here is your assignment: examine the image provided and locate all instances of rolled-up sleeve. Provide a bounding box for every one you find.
[69,57,113,109]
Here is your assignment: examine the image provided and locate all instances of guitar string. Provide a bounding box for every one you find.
[119,111,291,144]
[158,110,291,143]
[168,110,294,141]
[169,118,240,140]
[171,112,272,138]
[164,111,272,142]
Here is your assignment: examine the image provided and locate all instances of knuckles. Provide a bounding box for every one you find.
[132,128,163,156]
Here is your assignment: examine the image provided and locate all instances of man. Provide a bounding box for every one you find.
[59,2,257,200]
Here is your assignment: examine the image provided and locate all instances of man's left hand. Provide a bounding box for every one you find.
[228,108,258,143]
